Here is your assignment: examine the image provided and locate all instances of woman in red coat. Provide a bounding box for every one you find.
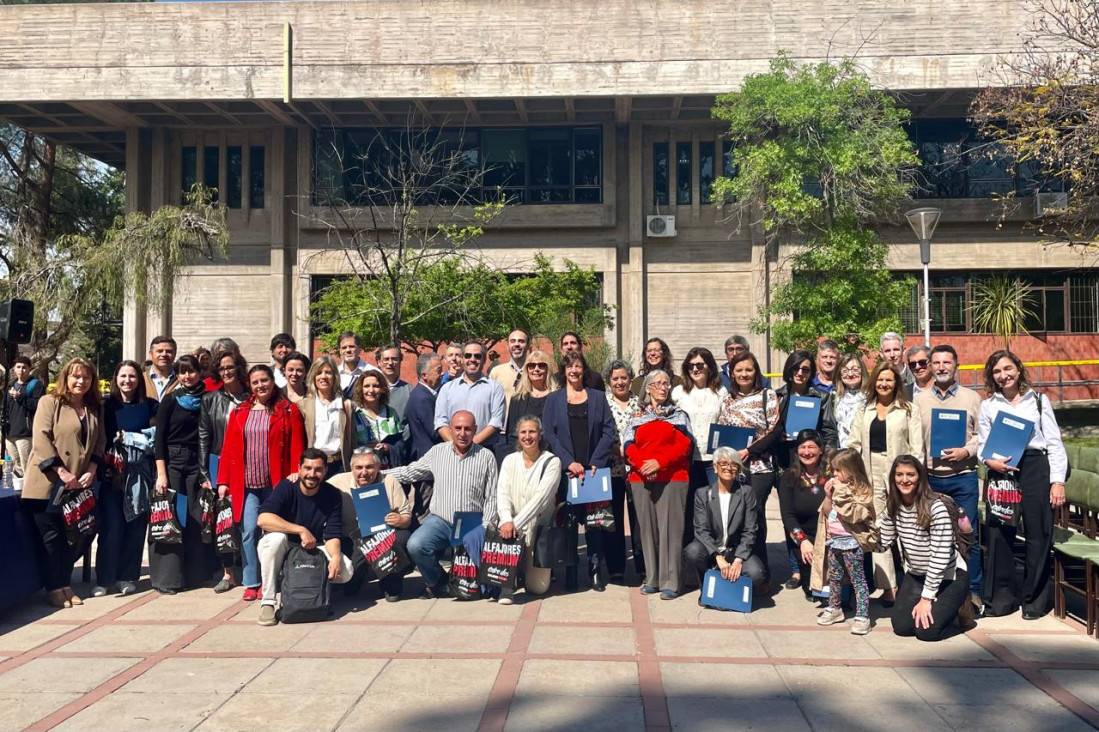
[624,369,695,599]
[216,365,305,600]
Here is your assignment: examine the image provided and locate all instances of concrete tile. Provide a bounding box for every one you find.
[516,659,639,697]
[537,586,633,624]
[1043,669,1099,710]
[932,703,1095,732]
[648,595,750,626]
[293,623,416,653]
[743,592,823,627]
[666,697,811,732]
[338,691,487,732]
[994,633,1099,664]
[55,691,230,732]
[368,659,501,697]
[119,593,242,621]
[121,657,273,694]
[527,626,637,656]
[57,623,196,653]
[0,622,82,652]
[653,628,767,658]
[976,612,1071,632]
[401,624,513,653]
[0,692,82,730]
[0,656,138,693]
[185,623,313,653]
[333,597,432,622]
[505,694,645,732]
[660,662,792,699]
[423,598,524,622]
[897,667,1061,708]
[798,703,951,732]
[1,591,150,624]
[863,628,994,661]
[242,658,388,694]
[777,665,913,705]
[756,629,882,660]
[196,691,360,732]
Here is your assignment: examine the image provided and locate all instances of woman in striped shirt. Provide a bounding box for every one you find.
[881,455,969,642]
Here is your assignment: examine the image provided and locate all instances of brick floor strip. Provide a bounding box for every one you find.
[477,599,541,732]
[630,590,671,732]
[23,596,248,732]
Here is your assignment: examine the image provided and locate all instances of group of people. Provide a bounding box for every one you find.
[10,327,1067,641]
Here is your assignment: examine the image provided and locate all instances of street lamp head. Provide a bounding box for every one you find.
[905,207,942,243]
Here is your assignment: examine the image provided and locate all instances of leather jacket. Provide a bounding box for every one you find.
[198,387,247,484]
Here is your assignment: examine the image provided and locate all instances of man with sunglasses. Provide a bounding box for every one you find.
[433,340,506,450]
[905,344,934,398]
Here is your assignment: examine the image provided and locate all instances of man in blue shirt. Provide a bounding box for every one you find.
[433,341,505,450]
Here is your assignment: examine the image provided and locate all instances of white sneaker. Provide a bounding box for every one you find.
[816,607,846,626]
[119,581,137,596]
[851,616,872,635]
[92,586,108,598]
[498,595,514,606]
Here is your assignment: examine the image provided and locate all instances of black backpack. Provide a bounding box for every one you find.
[279,544,331,624]
[933,493,976,565]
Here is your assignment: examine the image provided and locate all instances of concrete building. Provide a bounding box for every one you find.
[1,0,1096,393]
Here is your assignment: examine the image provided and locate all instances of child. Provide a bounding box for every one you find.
[810,448,879,635]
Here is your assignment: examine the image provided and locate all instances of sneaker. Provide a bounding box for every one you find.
[213,578,235,594]
[92,586,108,598]
[242,587,260,602]
[257,604,277,626]
[817,607,846,626]
[640,585,659,595]
[498,595,514,606]
[660,590,678,601]
[119,581,137,596]
[384,592,401,603]
[851,616,872,635]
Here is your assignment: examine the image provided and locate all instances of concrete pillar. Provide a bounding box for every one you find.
[270,127,291,340]
[122,127,153,360]
[619,121,645,364]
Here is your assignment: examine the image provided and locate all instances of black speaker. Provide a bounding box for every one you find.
[0,299,33,344]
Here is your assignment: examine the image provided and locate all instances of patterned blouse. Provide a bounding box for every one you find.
[352,405,398,447]
[243,408,271,489]
[605,392,640,479]
[833,391,866,449]
[716,388,780,474]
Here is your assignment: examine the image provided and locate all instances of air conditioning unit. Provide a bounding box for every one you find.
[1036,191,1068,217]
[646,215,677,238]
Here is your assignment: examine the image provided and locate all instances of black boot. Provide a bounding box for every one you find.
[565,566,578,593]
[591,568,606,592]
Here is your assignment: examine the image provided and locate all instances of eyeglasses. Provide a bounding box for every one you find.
[795,366,811,373]
[840,367,861,376]
[649,382,671,389]
[714,461,739,470]
[463,353,484,360]
[688,362,707,371]
[908,359,929,370]
[217,366,236,373]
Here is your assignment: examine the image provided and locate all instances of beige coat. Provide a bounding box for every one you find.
[809,479,880,592]
[299,396,355,468]
[847,401,924,480]
[23,393,106,501]
[328,472,412,543]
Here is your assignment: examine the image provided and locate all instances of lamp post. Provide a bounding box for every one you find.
[905,207,942,348]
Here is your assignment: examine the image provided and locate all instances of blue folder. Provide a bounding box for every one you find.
[177,491,188,527]
[929,408,968,458]
[208,454,220,487]
[567,468,613,504]
[982,411,1036,469]
[707,424,755,453]
[785,395,821,438]
[700,569,753,613]
[450,511,483,547]
[350,482,391,536]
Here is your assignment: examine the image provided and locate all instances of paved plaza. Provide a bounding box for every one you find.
[4,513,1099,732]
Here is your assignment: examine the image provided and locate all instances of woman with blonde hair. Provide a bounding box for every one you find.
[832,354,867,449]
[503,349,559,452]
[300,355,354,477]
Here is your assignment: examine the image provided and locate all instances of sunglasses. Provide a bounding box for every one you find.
[908,359,929,370]
[463,353,483,360]
[688,362,707,371]
[526,363,547,371]
[795,366,811,373]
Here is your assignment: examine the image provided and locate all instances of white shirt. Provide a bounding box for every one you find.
[718,490,732,550]
[671,384,728,461]
[148,369,175,400]
[339,359,382,392]
[313,396,345,457]
[271,364,288,389]
[978,389,1068,483]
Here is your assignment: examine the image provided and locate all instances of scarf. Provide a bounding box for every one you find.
[621,402,692,446]
[174,381,206,412]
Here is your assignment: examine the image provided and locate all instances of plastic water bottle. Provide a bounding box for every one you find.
[2,455,13,490]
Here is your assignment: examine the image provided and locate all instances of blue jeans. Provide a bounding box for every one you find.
[242,487,271,589]
[407,513,453,589]
[929,472,982,595]
[95,485,148,586]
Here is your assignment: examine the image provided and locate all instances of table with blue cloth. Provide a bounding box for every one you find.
[0,488,43,612]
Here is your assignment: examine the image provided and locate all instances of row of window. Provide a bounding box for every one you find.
[312,127,602,206]
[181,145,266,209]
[652,140,736,207]
[898,272,1099,335]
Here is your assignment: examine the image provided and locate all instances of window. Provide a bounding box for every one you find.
[249,145,266,209]
[899,272,1099,334]
[699,141,715,204]
[313,126,602,206]
[181,146,196,204]
[653,142,669,206]
[203,146,219,202]
[226,146,243,209]
[676,142,691,205]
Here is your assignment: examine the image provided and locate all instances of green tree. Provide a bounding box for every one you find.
[711,54,919,353]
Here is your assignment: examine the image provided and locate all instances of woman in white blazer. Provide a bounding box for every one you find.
[496,414,563,604]
[847,361,924,602]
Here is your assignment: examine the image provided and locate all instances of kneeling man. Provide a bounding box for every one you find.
[256,448,353,626]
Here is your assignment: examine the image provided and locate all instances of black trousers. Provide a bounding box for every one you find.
[24,498,83,591]
[749,472,776,577]
[892,569,969,642]
[983,450,1053,616]
[682,540,768,591]
[148,444,219,590]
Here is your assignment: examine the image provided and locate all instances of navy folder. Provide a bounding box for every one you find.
[785,395,821,438]
[707,424,755,453]
[450,511,483,546]
[700,569,753,613]
[567,468,613,504]
[982,411,1036,469]
[929,408,968,458]
[350,482,391,536]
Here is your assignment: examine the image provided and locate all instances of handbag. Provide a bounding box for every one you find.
[360,529,410,580]
[584,501,616,531]
[214,496,238,554]
[478,526,524,588]
[534,502,579,569]
[447,545,482,601]
[149,490,184,544]
[56,484,98,545]
[198,487,217,543]
[986,472,1022,526]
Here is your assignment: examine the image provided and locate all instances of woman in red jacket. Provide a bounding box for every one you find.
[624,369,695,599]
[216,365,305,600]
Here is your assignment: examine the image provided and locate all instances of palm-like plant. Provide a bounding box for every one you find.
[969,274,1038,349]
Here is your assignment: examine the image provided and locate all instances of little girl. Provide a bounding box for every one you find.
[811,448,879,635]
